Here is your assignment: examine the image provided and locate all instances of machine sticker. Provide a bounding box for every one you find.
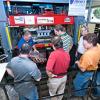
[25,16,35,25]
[64,17,70,22]
[14,16,24,24]
[37,17,54,24]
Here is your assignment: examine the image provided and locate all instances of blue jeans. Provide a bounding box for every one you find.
[19,87,38,100]
[93,72,100,96]
[73,71,93,96]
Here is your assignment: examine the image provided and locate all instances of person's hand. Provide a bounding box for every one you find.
[46,71,57,78]
[32,45,39,53]
[34,49,39,53]
[75,61,79,64]
[75,61,85,72]
[51,74,57,78]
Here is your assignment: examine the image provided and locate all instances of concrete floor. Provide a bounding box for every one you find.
[0,86,19,100]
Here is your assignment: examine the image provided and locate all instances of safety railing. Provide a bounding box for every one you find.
[0,54,8,63]
[0,70,100,100]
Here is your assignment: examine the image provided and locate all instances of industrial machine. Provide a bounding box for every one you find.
[0,0,74,65]
[3,0,74,50]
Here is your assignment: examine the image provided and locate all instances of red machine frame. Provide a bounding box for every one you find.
[9,13,74,26]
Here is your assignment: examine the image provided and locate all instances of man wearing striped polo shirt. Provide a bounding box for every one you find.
[54,24,73,52]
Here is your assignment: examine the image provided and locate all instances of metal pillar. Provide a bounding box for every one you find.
[86,0,93,25]
[73,0,92,44]
[73,16,86,44]
[0,0,12,60]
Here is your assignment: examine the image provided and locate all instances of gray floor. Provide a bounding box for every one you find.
[0,87,7,100]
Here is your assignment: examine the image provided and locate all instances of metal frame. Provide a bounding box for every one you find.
[3,0,69,3]
[0,0,12,60]
[1,0,89,59]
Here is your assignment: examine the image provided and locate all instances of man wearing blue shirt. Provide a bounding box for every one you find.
[18,30,37,51]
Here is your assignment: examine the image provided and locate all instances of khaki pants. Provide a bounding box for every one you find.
[47,75,67,100]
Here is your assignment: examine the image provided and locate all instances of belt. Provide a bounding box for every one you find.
[55,72,67,76]
[86,70,97,72]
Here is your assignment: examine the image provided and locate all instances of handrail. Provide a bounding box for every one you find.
[1,69,100,99]
[0,54,8,62]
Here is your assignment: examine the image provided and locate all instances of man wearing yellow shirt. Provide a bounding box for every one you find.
[73,33,100,96]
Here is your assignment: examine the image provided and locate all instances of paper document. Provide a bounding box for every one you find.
[0,63,8,82]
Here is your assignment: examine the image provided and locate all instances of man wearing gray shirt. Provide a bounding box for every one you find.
[7,43,41,100]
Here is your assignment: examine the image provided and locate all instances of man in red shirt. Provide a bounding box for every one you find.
[46,36,70,100]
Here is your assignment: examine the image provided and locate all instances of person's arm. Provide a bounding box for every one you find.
[67,36,73,52]
[69,37,73,51]
[6,62,14,77]
[46,52,56,78]
[75,54,93,72]
[32,45,39,53]
[75,61,86,72]
[30,63,41,81]
[6,68,14,77]
[31,38,39,53]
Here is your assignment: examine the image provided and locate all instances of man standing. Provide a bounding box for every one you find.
[7,43,41,100]
[18,30,37,52]
[46,36,70,100]
[54,24,73,52]
[74,33,100,96]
